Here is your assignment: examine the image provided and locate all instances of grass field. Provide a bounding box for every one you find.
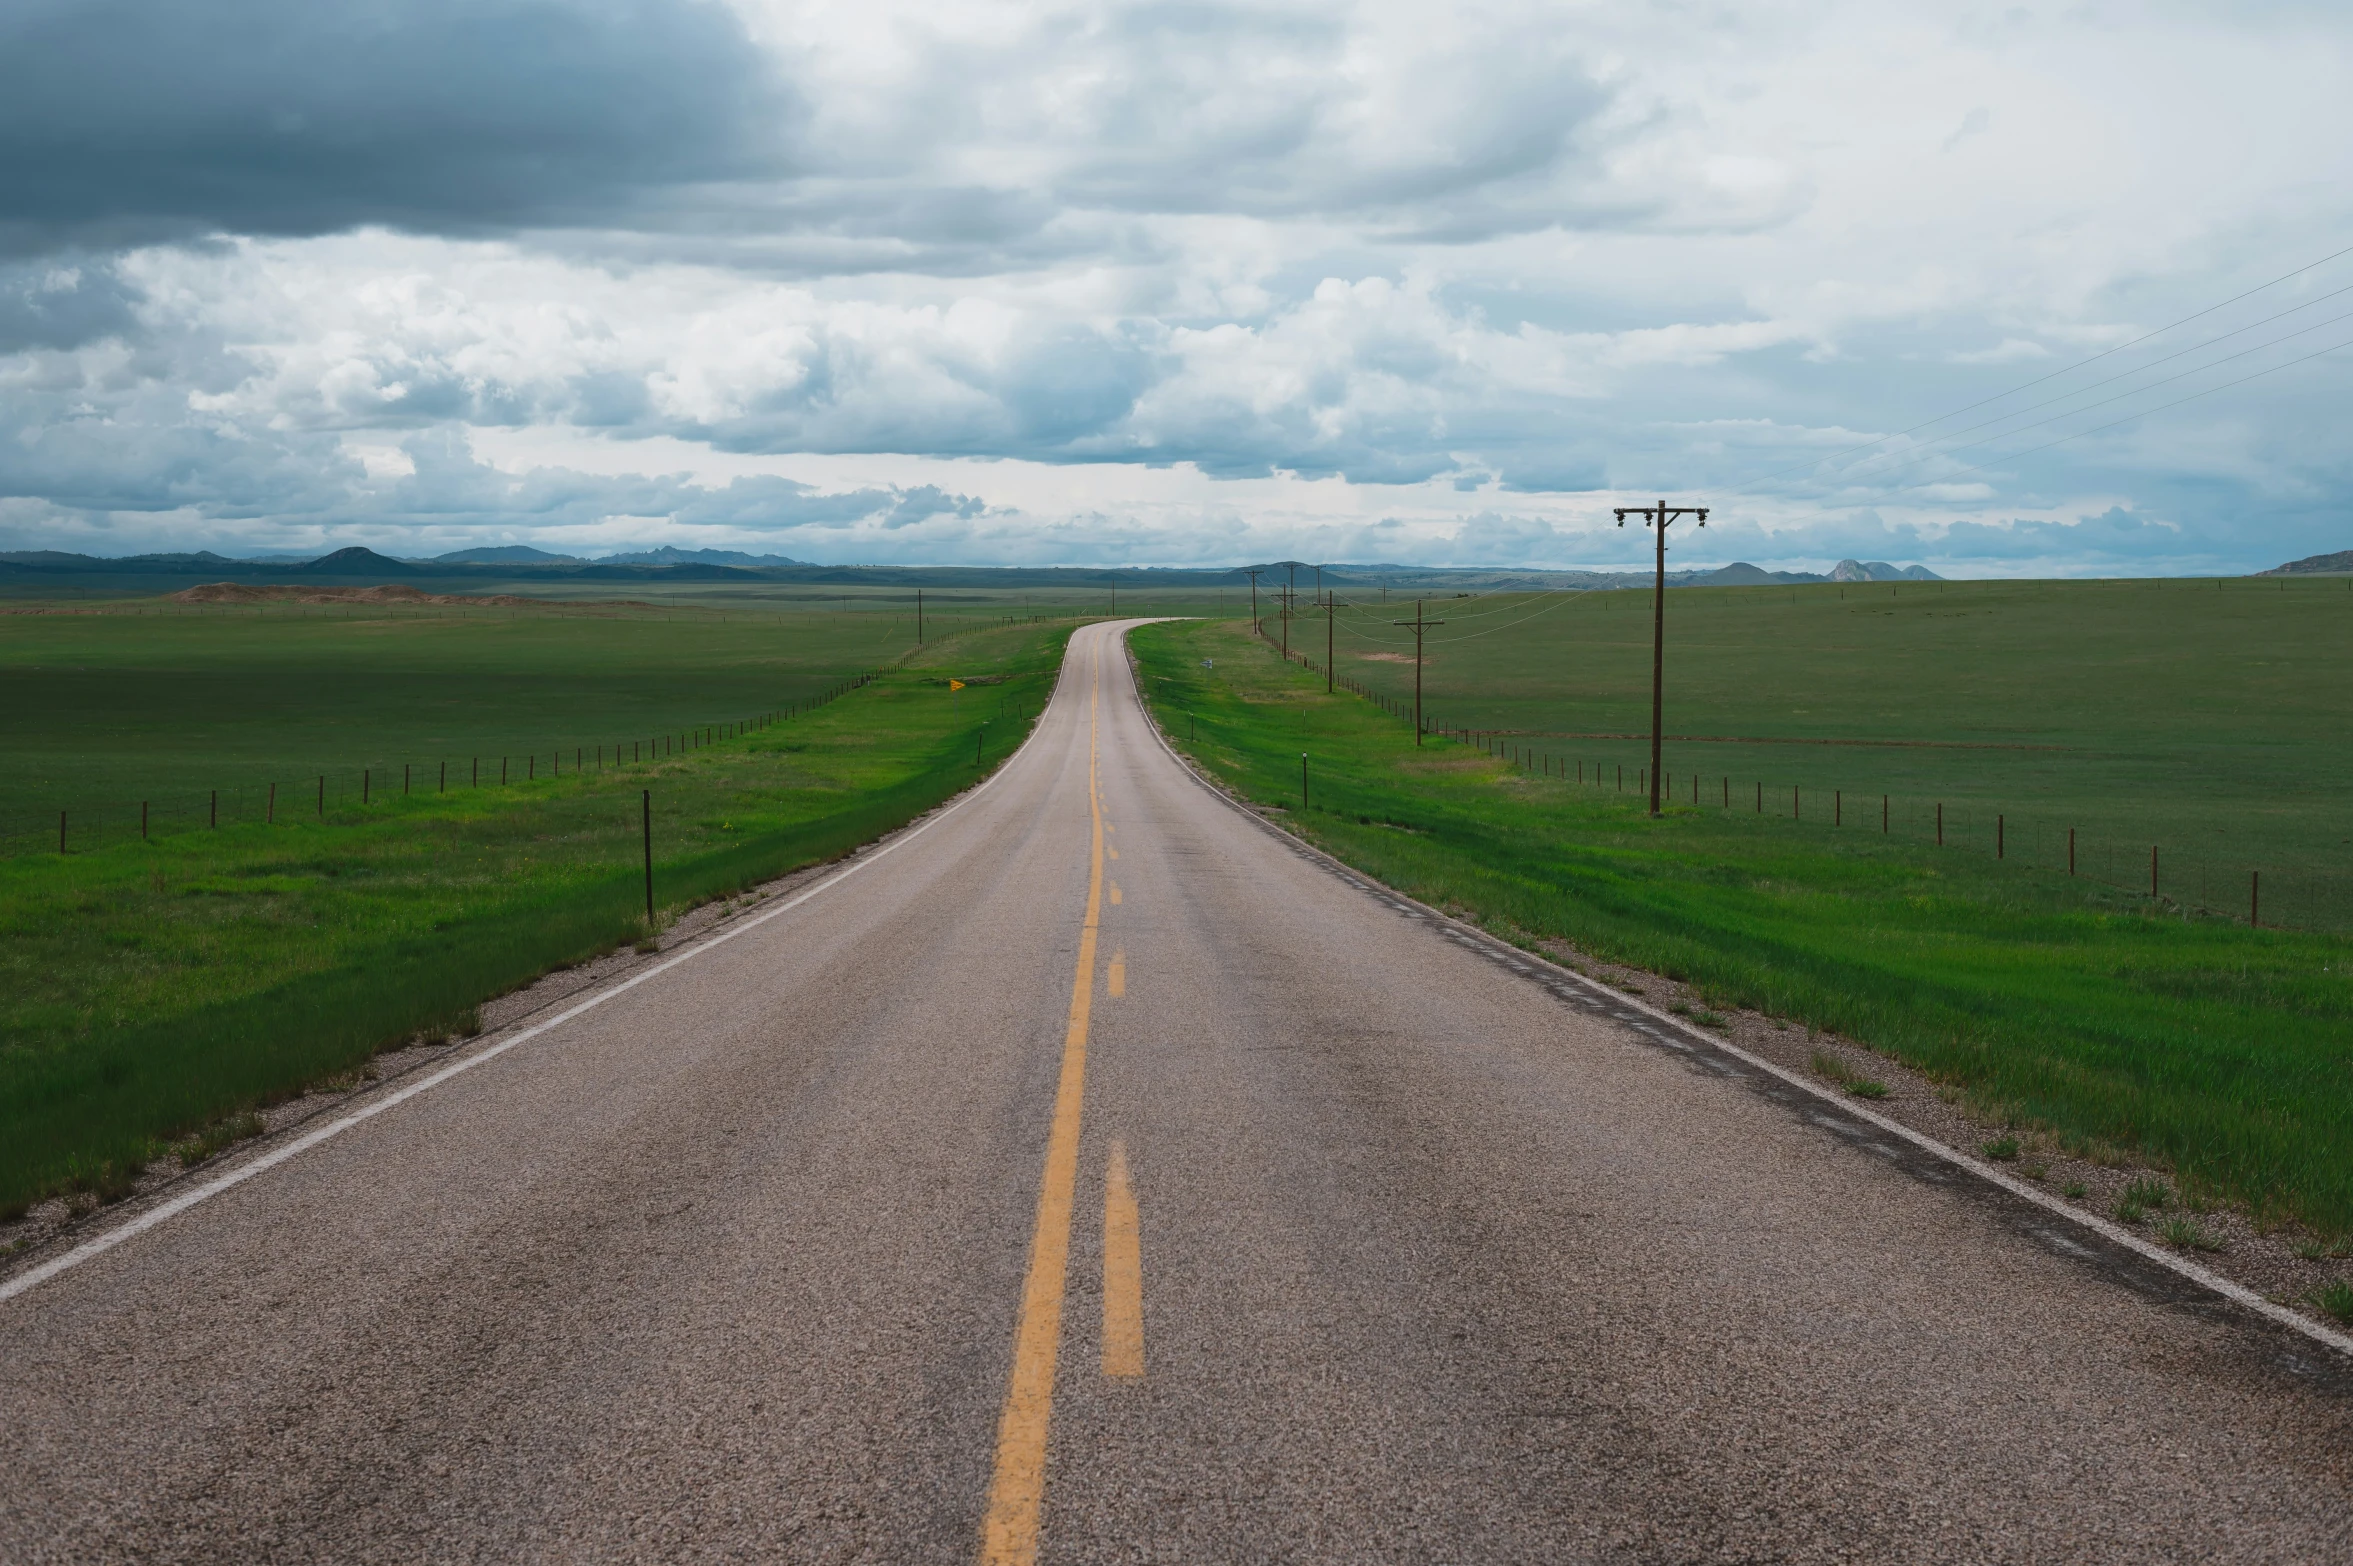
[1307,575,2353,928]
[1134,615,2353,1237]
[0,587,1239,851]
[0,599,925,849]
[0,615,1073,1214]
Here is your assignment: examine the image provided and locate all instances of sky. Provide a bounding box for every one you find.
[2,0,2350,576]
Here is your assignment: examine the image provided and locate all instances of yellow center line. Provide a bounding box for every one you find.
[1102,1141,1144,1379]
[980,640,1105,1566]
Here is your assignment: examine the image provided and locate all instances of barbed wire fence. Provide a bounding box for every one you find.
[1253,615,2353,936]
[0,670,892,859]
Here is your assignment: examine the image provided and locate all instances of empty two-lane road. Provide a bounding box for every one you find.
[3,621,2348,1564]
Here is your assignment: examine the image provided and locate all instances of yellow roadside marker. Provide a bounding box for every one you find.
[1102,1142,1144,1379]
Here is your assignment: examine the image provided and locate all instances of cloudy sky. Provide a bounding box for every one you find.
[3,0,2350,575]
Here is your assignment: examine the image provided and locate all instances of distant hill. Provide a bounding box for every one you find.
[1690,562,1824,586]
[597,546,812,567]
[2259,549,2353,575]
[0,548,255,574]
[1830,559,1943,583]
[284,546,420,576]
[431,545,586,565]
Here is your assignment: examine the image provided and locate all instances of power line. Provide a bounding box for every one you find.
[1421,591,1606,646]
[1722,238,2353,492]
[1334,589,1600,647]
[1819,286,2353,487]
[1877,331,2353,497]
[1828,304,2353,491]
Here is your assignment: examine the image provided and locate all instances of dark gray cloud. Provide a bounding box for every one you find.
[0,0,790,256]
[0,257,143,350]
[0,411,984,556]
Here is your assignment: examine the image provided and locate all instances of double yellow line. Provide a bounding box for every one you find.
[980,639,1143,1566]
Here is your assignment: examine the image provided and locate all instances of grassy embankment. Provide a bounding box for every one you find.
[1132,616,2353,1237]
[0,614,1071,1214]
[1310,575,2353,929]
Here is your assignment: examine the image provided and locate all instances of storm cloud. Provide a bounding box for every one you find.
[0,0,788,255]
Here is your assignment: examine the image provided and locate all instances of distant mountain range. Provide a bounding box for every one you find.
[1283,559,1944,590]
[426,545,816,567]
[0,547,1951,590]
[428,545,583,565]
[1829,559,1942,583]
[595,546,814,567]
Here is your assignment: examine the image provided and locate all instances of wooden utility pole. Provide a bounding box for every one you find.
[1392,600,1445,745]
[1612,498,1709,817]
[1323,583,1335,693]
[1283,563,1296,658]
[1245,568,1263,634]
[917,588,925,645]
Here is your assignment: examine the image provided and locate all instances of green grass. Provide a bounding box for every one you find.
[0,599,932,848]
[2160,1215,2225,1252]
[0,618,1072,1214]
[1133,616,2353,1236]
[1309,576,2353,929]
[1807,1047,1890,1101]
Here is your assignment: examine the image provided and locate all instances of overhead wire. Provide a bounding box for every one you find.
[1818,304,2353,491]
[1329,587,1606,647]
[1419,589,1607,645]
[1315,585,1579,644]
[1874,330,2353,496]
[1817,285,2353,487]
[1720,237,2353,493]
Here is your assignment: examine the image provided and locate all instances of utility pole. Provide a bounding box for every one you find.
[1392,600,1445,745]
[1245,569,1263,635]
[917,588,925,645]
[1323,581,1334,694]
[1613,497,1709,817]
[1283,563,1295,659]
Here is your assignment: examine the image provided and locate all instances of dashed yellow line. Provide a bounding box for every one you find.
[1109,881,1122,906]
[1107,951,1125,998]
[979,644,1105,1566]
[1102,1142,1144,1379]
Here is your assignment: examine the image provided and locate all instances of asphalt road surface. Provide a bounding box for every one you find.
[4,621,2349,1564]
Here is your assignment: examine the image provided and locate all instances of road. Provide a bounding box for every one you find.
[3,621,2348,1564]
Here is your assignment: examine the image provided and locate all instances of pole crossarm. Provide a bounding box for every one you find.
[1612,504,1710,526]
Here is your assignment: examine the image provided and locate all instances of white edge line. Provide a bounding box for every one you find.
[1,639,1082,1308]
[1118,627,2353,1365]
